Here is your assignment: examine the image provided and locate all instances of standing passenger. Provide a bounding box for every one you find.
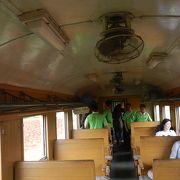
[112,104,124,144]
[135,104,152,122]
[103,100,113,142]
[123,103,135,148]
[84,103,108,129]
[103,100,113,127]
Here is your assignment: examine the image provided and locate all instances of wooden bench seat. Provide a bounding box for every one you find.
[15,160,95,180]
[139,136,180,175]
[131,122,159,155]
[54,138,106,176]
[72,129,111,156]
[153,159,180,180]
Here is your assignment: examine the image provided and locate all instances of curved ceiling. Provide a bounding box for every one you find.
[0,0,179,96]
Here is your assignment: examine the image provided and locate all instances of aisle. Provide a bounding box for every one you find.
[110,144,138,180]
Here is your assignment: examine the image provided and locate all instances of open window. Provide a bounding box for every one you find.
[154,105,160,121]
[56,112,66,139]
[162,105,171,119]
[175,107,180,135]
[23,115,47,161]
[72,111,79,130]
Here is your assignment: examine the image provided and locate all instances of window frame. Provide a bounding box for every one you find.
[22,114,47,161]
[56,111,67,139]
[154,105,160,122]
[162,105,171,119]
[175,107,180,135]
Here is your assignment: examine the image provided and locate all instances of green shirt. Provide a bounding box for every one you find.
[103,109,113,127]
[135,111,152,122]
[123,111,136,129]
[84,112,108,129]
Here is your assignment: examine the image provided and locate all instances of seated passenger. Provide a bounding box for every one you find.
[155,118,176,136]
[170,141,180,159]
[84,103,108,129]
[147,121,177,179]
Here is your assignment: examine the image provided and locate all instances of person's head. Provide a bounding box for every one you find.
[161,118,172,131]
[113,104,122,113]
[156,118,172,132]
[90,103,99,112]
[105,100,112,108]
[140,104,146,113]
[125,103,132,111]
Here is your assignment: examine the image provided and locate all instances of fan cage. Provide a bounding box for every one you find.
[95,33,144,64]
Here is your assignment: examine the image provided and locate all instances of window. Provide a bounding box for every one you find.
[23,115,47,161]
[176,107,180,135]
[162,105,171,119]
[56,112,66,139]
[154,105,160,121]
[72,111,79,130]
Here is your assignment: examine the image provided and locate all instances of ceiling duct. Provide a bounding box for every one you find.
[19,9,69,51]
[147,52,168,69]
[95,12,144,64]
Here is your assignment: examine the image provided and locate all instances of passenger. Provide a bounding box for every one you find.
[123,103,136,134]
[170,141,180,159]
[155,118,176,136]
[135,104,152,122]
[147,119,177,179]
[103,100,113,127]
[112,104,124,144]
[84,103,108,129]
[123,103,136,149]
[103,100,113,142]
[80,106,92,129]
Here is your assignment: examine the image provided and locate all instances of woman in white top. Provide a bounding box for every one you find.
[155,118,176,136]
[147,119,176,179]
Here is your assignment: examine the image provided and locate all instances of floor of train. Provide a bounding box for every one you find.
[110,143,138,180]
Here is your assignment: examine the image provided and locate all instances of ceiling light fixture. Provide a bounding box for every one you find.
[147,52,168,69]
[19,9,69,52]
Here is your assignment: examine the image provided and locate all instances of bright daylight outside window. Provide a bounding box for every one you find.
[72,111,79,130]
[56,112,66,139]
[154,105,160,121]
[23,115,46,161]
[163,105,171,119]
[176,107,180,135]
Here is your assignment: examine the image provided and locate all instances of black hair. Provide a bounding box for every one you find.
[105,100,112,107]
[155,118,173,133]
[140,104,146,108]
[90,103,98,112]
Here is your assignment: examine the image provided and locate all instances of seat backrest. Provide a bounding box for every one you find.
[15,160,95,180]
[140,136,180,171]
[54,138,105,176]
[133,126,156,154]
[72,129,109,155]
[153,159,180,180]
[131,122,159,146]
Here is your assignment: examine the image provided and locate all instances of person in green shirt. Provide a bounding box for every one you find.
[123,103,135,149]
[84,103,108,129]
[103,100,113,127]
[135,104,152,122]
[103,100,113,142]
[123,103,136,132]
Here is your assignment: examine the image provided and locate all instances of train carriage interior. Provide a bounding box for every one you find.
[0,0,180,180]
